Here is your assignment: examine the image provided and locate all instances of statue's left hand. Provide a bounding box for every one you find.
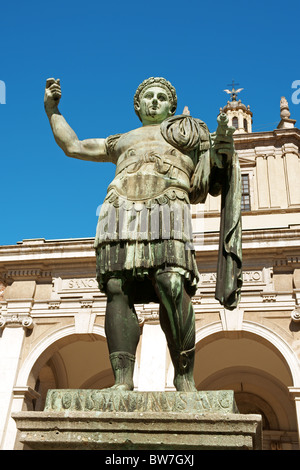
[211,131,235,163]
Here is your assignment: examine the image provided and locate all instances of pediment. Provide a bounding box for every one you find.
[238,155,256,167]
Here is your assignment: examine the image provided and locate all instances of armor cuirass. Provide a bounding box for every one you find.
[107,125,195,201]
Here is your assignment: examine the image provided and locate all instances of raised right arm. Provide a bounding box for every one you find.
[44,78,111,162]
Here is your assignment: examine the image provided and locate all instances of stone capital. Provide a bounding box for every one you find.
[288,387,300,400]
[13,386,40,401]
[0,313,34,330]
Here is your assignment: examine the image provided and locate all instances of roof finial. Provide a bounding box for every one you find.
[224,80,244,101]
[280,96,291,119]
[277,96,296,129]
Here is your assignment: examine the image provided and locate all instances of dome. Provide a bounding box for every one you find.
[220,81,252,134]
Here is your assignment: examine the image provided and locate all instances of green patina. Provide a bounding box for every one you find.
[45,76,242,393]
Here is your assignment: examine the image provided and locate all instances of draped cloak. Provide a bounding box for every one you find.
[94,115,242,310]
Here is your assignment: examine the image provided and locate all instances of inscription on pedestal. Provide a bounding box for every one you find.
[45,389,239,414]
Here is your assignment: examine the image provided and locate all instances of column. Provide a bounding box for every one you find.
[255,154,270,208]
[282,144,300,206]
[2,387,40,450]
[0,324,25,448]
[267,154,287,208]
[137,322,167,391]
[0,300,33,449]
[288,387,300,448]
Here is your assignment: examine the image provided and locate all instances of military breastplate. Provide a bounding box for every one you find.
[107,126,195,201]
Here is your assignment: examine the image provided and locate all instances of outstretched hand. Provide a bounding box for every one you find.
[44,78,61,111]
[210,128,235,165]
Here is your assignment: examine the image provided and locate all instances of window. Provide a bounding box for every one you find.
[241,174,251,211]
[232,117,238,129]
[243,118,248,132]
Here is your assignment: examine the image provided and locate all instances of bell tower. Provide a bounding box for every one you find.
[220,81,252,134]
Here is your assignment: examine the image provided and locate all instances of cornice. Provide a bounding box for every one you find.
[233,127,300,149]
[194,227,300,255]
[0,237,96,262]
[0,238,96,283]
[1,228,300,279]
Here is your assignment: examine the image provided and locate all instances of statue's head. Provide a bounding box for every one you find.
[134,77,177,125]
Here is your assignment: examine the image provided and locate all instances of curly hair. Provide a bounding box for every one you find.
[134,77,177,121]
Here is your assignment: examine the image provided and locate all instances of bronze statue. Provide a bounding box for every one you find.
[44,77,242,392]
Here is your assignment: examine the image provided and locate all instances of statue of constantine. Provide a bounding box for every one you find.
[44,77,242,393]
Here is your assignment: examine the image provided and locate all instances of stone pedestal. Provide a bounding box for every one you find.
[13,389,262,450]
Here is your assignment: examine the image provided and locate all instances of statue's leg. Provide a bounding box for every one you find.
[154,271,197,392]
[104,277,140,391]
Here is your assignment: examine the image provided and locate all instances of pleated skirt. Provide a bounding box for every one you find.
[94,189,199,301]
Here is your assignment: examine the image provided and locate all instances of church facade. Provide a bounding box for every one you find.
[1,91,300,450]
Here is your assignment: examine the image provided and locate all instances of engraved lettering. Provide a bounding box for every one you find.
[199,393,211,410]
[150,392,161,412]
[75,392,83,410]
[50,391,61,410]
[85,392,95,410]
[63,278,98,290]
[44,390,237,414]
[252,271,261,281]
[194,393,205,411]
[61,392,72,409]
[161,392,175,411]
[218,390,230,409]
[103,393,114,412]
[175,392,187,411]
[95,391,104,411]
[118,392,129,412]
[201,270,262,284]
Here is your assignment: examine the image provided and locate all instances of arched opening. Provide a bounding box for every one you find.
[193,330,299,449]
[27,332,114,411]
[232,116,238,129]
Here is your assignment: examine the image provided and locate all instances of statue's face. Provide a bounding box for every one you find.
[137,86,173,125]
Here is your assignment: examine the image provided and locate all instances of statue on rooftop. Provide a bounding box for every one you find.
[44,77,242,392]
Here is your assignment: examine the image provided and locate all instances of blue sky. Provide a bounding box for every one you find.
[1,0,299,246]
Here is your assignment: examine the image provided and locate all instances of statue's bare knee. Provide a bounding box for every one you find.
[106,277,124,299]
[154,271,183,302]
